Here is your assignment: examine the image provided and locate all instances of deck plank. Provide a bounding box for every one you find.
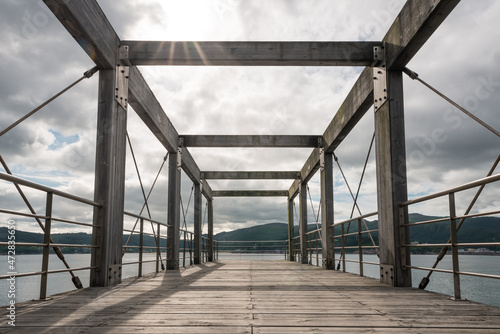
[1,260,500,333]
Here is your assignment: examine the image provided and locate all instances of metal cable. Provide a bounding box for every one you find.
[306,184,322,238]
[419,153,500,289]
[123,133,165,269]
[0,155,83,289]
[403,67,500,138]
[336,133,377,269]
[0,67,99,137]
[333,152,378,251]
[123,153,168,250]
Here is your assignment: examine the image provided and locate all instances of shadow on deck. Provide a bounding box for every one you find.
[2,260,500,333]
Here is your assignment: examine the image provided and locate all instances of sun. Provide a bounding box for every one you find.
[129,0,223,41]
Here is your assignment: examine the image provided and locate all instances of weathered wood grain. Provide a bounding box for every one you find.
[3,261,499,333]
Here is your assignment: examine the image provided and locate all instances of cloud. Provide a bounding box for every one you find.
[0,0,498,236]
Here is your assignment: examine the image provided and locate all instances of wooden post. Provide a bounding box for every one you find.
[374,70,412,287]
[167,151,181,270]
[207,199,214,261]
[321,151,335,269]
[449,193,461,299]
[91,69,128,287]
[299,182,308,264]
[40,192,52,300]
[287,198,294,261]
[194,183,202,264]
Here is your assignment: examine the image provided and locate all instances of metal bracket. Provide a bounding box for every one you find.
[319,148,325,171]
[372,45,387,112]
[119,45,132,66]
[107,264,122,286]
[317,137,323,148]
[115,65,129,110]
[372,45,384,66]
[380,264,394,286]
[177,147,182,172]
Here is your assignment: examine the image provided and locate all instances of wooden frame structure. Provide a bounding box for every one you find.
[43,0,461,287]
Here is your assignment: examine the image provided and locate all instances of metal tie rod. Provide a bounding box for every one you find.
[0,66,99,137]
[403,67,500,139]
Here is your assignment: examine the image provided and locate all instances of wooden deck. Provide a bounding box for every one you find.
[2,260,500,333]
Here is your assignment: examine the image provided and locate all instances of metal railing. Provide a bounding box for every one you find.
[0,172,101,300]
[122,211,169,276]
[332,212,379,274]
[400,173,500,300]
[217,240,287,260]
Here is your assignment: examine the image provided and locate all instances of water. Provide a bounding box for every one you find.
[1,253,499,308]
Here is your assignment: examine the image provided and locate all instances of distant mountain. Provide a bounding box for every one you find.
[1,214,499,254]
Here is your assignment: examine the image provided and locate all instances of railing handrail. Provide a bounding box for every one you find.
[331,211,378,227]
[217,240,287,244]
[123,211,170,227]
[401,173,500,207]
[0,171,101,207]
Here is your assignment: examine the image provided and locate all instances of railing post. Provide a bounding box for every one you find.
[358,219,364,277]
[321,151,335,269]
[156,223,160,273]
[190,233,193,265]
[167,151,181,270]
[341,224,346,272]
[449,193,461,300]
[287,198,294,261]
[193,183,202,264]
[207,199,214,262]
[374,67,411,287]
[183,231,187,267]
[299,182,308,264]
[40,191,53,300]
[315,231,319,267]
[139,218,143,277]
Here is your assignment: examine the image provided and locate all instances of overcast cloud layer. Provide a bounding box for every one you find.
[0,0,499,235]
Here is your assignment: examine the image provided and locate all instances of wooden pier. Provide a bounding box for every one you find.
[3,260,500,333]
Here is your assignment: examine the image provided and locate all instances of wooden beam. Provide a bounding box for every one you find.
[322,67,374,153]
[212,190,289,197]
[122,41,381,66]
[292,0,461,186]
[384,0,462,70]
[374,70,411,287]
[288,179,301,200]
[180,148,201,184]
[207,199,214,262]
[128,67,179,153]
[299,182,308,264]
[181,135,321,148]
[193,183,202,265]
[167,153,181,270]
[201,181,213,200]
[91,69,127,286]
[44,0,119,69]
[287,198,294,261]
[321,153,335,270]
[203,171,300,180]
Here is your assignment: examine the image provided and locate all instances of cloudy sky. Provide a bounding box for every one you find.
[0,0,499,236]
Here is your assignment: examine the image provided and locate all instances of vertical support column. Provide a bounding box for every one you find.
[287,198,294,261]
[207,199,214,261]
[167,150,181,270]
[40,192,53,299]
[91,69,128,287]
[193,183,202,264]
[321,151,335,269]
[449,193,461,299]
[374,68,412,287]
[299,183,308,264]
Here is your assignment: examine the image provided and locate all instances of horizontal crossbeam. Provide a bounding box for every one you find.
[203,171,300,180]
[121,41,381,66]
[180,135,321,148]
[212,190,289,197]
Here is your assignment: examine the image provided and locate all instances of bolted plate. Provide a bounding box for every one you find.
[108,264,122,286]
[380,264,395,286]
